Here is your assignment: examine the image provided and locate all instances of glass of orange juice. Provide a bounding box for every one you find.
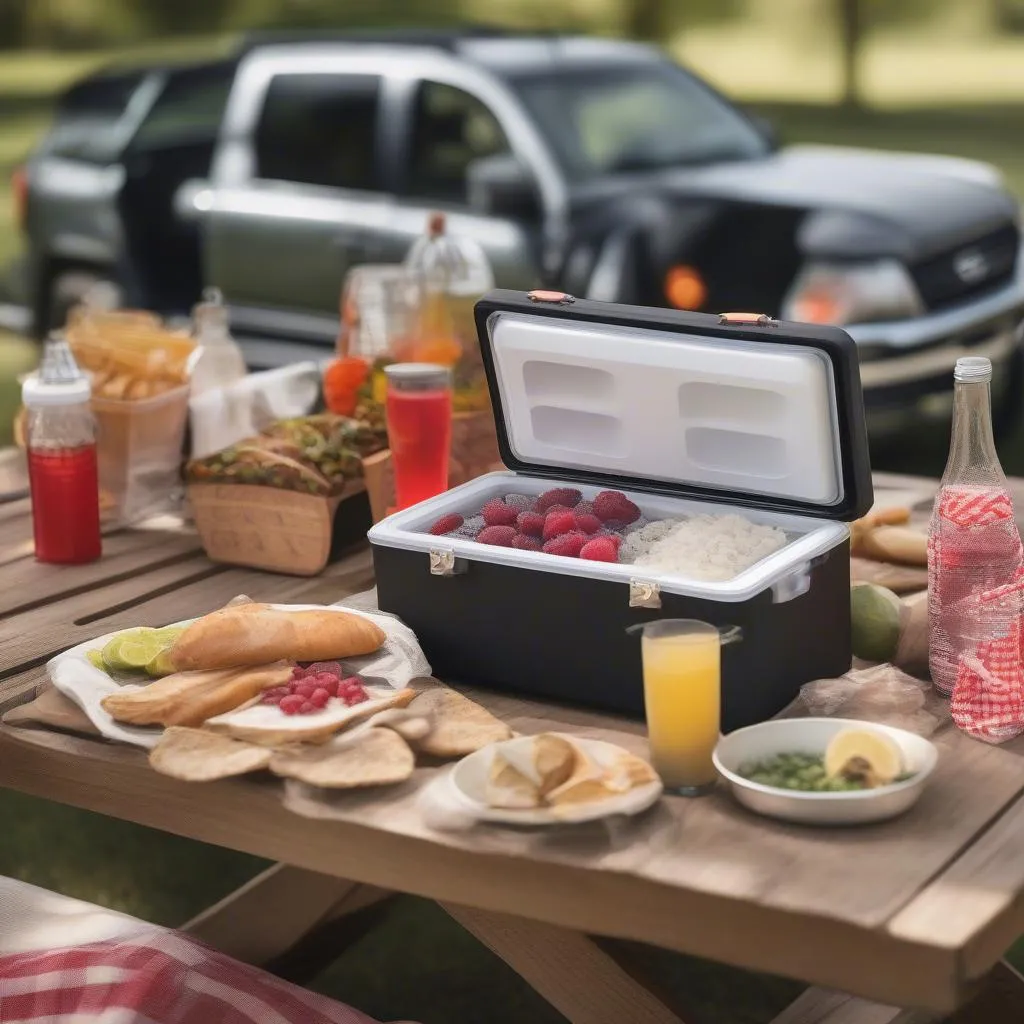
[629,620,741,796]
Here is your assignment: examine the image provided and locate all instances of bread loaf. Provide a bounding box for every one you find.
[170,604,385,671]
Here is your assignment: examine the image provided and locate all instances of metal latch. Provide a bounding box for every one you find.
[429,549,465,577]
[629,578,662,609]
[718,312,776,326]
[528,290,576,304]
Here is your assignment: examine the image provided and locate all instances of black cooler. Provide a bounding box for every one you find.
[369,291,873,732]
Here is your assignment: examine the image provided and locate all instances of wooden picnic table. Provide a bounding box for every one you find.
[4,471,1024,1024]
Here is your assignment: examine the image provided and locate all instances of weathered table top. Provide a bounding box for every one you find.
[4,473,1024,1015]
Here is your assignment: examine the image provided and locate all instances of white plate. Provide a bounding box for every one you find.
[713,718,938,826]
[47,604,407,750]
[447,734,663,826]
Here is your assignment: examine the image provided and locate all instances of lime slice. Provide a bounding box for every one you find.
[86,650,107,672]
[116,635,166,670]
[101,633,140,671]
[153,626,185,644]
[145,650,177,678]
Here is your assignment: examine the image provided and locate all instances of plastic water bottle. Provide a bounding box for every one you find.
[189,287,247,395]
[928,356,1023,695]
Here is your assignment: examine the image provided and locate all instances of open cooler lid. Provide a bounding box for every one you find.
[474,291,873,520]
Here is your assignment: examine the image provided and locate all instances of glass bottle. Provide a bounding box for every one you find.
[22,335,102,564]
[928,356,1022,695]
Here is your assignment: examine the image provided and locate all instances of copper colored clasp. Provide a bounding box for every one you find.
[528,290,575,304]
[718,312,775,326]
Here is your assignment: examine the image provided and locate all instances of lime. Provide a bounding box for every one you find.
[145,650,177,678]
[116,635,166,670]
[86,650,107,672]
[153,626,185,644]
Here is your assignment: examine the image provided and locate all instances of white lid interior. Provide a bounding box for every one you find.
[486,312,844,507]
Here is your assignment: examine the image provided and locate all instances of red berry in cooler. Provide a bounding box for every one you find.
[280,694,304,715]
[511,534,542,551]
[516,510,544,537]
[580,536,620,562]
[429,512,464,536]
[535,488,582,512]
[573,511,601,534]
[543,532,587,557]
[478,525,518,546]
[542,510,576,541]
[593,490,641,526]
[575,500,595,516]
[481,499,518,526]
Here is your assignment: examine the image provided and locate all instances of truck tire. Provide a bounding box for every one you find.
[45,270,123,336]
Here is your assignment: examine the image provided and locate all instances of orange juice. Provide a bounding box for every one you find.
[641,631,720,792]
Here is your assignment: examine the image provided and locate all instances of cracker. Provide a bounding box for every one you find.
[409,686,512,758]
[269,727,414,789]
[149,726,273,782]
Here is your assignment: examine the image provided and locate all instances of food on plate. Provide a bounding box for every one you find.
[486,733,577,808]
[260,663,369,715]
[205,686,417,746]
[185,413,387,496]
[148,727,273,782]
[407,686,512,757]
[269,727,415,789]
[90,626,185,679]
[101,663,292,728]
[424,488,787,579]
[857,525,927,567]
[824,727,904,788]
[169,605,385,671]
[485,733,658,811]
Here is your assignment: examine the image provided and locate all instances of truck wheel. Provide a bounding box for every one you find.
[45,270,123,335]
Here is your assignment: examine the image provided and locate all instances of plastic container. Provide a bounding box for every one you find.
[188,288,247,396]
[22,336,101,563]
[369,293,873,731]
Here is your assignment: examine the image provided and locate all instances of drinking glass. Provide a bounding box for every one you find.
[628,619,741,796]
[385,363,453,510]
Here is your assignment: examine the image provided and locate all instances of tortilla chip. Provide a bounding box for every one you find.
[409,686,512,758]
[486,756,541,809]
[149,726,273,782]
[269,727,414,789]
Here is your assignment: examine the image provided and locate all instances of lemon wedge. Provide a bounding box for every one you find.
[824,728,903,788]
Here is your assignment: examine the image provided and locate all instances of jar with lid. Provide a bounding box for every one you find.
[22,334,102,564]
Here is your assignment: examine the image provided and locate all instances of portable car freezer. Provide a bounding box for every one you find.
[369,291,873,732]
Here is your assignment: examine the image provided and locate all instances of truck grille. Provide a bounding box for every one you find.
[910,223,1019,310]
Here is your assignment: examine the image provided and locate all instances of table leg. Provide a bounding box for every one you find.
[440,902,689,1024]
[183,863,391,966]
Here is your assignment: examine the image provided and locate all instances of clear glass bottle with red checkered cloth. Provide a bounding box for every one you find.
[928,357,1024,717]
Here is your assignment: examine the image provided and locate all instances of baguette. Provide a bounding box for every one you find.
[858,526,928,567]
[170,604,385,671]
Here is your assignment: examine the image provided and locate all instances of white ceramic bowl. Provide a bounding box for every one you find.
[713,718,938,826]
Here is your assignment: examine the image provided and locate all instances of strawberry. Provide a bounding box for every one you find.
[481,499,518,527]
[478,525,518,547]
[543,532,587,557]
[593,490,641,526]
[535,488,582,513]
[573,511,601,534]
[580,536,619,562]
[511,534,542,551]
[542,510,576,541]
[429,512,464,536]
[516,510,545,537]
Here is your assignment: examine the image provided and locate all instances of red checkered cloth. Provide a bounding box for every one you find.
[0,878,419,1024]
[951,615,1024,744]
[938,488,1017,528]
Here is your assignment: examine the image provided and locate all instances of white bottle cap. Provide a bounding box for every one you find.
[22,374,92,408]
[954,356,992,383]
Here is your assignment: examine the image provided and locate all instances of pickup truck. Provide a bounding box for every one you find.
[16,28,1024,436]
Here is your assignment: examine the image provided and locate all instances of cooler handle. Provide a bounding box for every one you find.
[771,562,811,604]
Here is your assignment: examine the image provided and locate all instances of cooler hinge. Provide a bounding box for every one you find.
[629,578,662,609]
[429,549,466,577]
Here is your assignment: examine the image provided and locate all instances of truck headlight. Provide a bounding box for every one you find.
[782,259,924,326]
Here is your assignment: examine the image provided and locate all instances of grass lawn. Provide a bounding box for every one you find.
[2,21,1024,1020]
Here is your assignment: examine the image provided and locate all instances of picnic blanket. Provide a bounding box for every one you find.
[0,877,419,1024]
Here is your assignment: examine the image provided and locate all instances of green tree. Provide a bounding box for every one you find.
[623,0,742,43]
[0,0,30,49]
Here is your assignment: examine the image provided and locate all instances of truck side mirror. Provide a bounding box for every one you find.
[467,154,542,221]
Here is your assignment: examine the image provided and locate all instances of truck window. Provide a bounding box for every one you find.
[130,62,235,150]
[254,73,381,192]
[404,82,509,204]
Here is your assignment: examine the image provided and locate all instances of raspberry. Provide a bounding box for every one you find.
[347,692,368,705]
[573,511,601,534]
[478,525,517,546]
[293,681,316,698]
[516,510,544,537]
[289,666,307,681]
[261,693,280,704]
[305,662,343,679]
[503,493,533,510]
[481,499,518,526]
[575,500,595,516]
[429,512,464,536]
[511,534,542,551]
[455,515,485,539]
[299,701,316,714]
[535,488,582,512]
[538,504,571,518]
[542,510,576,541]
[593,490,641,526]
[543,532,587,557]
[310,687,331,708]
[580,536,619,562]
[279,694,304,715]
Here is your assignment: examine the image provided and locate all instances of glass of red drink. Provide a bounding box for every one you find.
[384,363,453,510]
